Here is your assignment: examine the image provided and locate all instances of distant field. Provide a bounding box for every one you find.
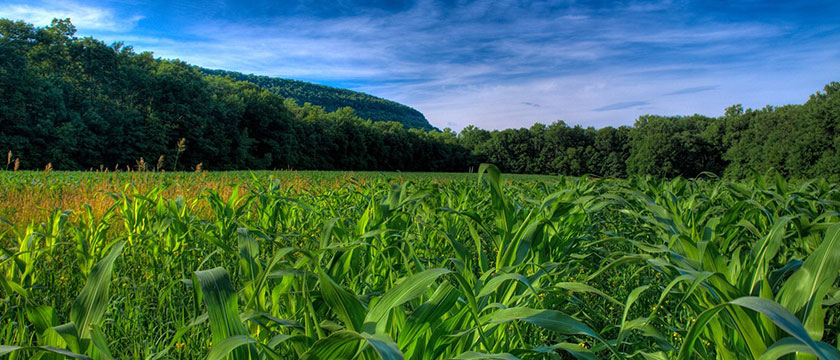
[0,167,838,359]
[0,170,559,227]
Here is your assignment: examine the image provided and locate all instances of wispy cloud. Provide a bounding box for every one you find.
[594,101,650,112]
[0,1,142,32]
[665,86,719,96]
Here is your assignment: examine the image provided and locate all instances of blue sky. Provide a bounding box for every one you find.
[2,0,839,130]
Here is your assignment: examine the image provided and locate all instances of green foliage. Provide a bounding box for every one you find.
[722,82,840,180]
[457,82,840,180]
[0,239,125,359]
[0,19,466,172]
[201,68,436,131]
[194,267,260,359]
[625,115,725,177]
[1,168,839,359]
[461,122,632,177]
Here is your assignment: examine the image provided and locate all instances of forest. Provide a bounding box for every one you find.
[1,19,839,179]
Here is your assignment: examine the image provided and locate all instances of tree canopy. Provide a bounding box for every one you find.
[0,19,466,171]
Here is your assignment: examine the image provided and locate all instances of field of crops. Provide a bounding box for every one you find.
[1,166,839,359]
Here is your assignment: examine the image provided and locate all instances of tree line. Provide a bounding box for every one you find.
[1,19,838,179]
[462,86,839,180]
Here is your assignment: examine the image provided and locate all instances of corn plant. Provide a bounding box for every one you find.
[0,168,838,359]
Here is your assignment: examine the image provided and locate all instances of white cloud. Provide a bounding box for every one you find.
[0,1,142,32]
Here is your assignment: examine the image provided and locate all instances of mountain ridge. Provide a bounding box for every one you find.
[200,68,437,131]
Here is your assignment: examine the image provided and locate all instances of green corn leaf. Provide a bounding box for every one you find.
[401,282,460,347]
[618,285,649,342]
[586,255,647,281]
[0,346,19,357]
[70,240,125,339]
[240,311,302,329]
[777,223,840,339]
[237,228,261,282]
[53,322,82,354]
[364,268,451,333]
[478,273,535,298]
[361,333,404,360]
[0,345,91,359]
[88,324,114,360]
[37,346,94,359]
[299,330,359,359]
[747,217,793,293]
[299,330,403,360]
[678,297,840,360]
[25,305,57,334]
[206,335,258,360]
[26,305,66,353]
[637,351,669,360]
[451,351,520,359]
[266,333,311,349]
[759,337,824,360]
[194,267,258,360]
[318,270,366,332]
[504,218,543,267]
[478,163,513,234]
[552,343,599,360]
[485,307,606,345]
[523,343,599,360]
[729,297,840,360]
[319,218,339,249]
[553,282,623,306]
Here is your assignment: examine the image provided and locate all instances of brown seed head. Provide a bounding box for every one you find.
[136,157,147,172]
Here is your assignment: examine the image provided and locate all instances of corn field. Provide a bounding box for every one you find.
[0,165,838,359]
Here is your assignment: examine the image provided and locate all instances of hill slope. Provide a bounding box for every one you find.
[201,69,437,131]
[0,18,468,171]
